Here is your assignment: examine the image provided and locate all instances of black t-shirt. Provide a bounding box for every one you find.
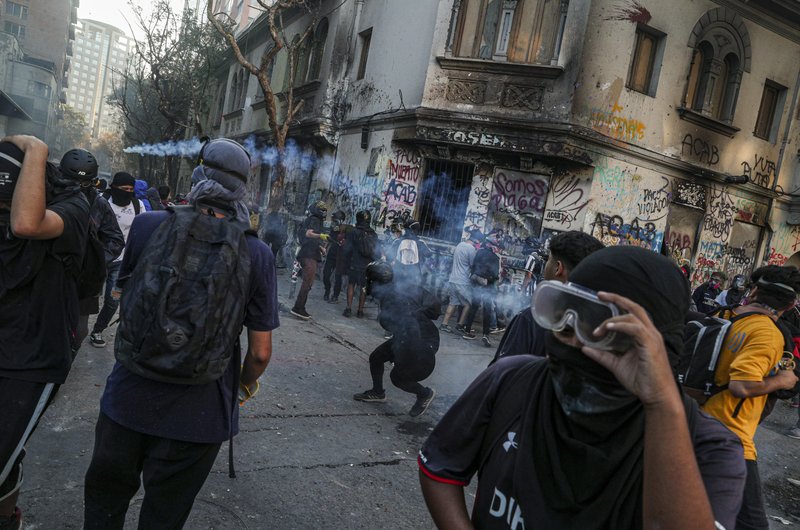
[419,357,746,530]
[296,215,324,261]
[491,307,546,364]
[0,195,90,383]
[100,211,280,443]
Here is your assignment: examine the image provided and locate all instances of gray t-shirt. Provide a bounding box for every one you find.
[449,241,476,285]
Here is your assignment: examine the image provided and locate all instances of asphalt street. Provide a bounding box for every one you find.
[16,269,800,529]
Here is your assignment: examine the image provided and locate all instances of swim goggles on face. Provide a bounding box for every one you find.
[531,280,633,353]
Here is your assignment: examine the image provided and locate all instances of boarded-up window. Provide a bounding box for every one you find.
[754,80,784,141]
[628,29,657,94]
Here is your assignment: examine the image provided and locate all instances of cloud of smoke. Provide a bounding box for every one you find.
[123,135,318,173]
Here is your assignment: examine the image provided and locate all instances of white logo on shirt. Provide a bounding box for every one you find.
[503,432,518,452]
[489,488,525,530]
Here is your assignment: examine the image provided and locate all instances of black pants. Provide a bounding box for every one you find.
[369,340,435,397]
[92,260,121,334]
[83,413,221,530]
[0,378,56,502]
[736,459,768,530]
[322,254,342,298]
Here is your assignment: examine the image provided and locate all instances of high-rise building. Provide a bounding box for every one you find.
[0,0,76,147]
[66,19,133,139]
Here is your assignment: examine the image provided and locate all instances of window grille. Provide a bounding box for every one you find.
[418,159,475,244]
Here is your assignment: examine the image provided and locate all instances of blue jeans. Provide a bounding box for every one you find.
[92,260,121,334]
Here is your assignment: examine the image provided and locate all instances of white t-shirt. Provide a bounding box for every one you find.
[109,199,145,261]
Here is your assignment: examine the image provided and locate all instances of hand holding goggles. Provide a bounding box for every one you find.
[531,280,633,353]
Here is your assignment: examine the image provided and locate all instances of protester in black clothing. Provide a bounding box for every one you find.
[393,220,432,288]
[462,237,501,347]
[261,211,288,265]
[57,149,125,354]
[83,137,278,529]
[342,210,379,317]
[290,200,328,320]
[353,262,439,417]
[715,274,747,307]
[492,231,603,364]
[692,271,724,313]
[420,246,746,530]
[0,136,90,530]
[323,210,346,302]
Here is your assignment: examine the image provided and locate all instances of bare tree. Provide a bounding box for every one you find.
[207,0,319,213]
[110,0,229,189]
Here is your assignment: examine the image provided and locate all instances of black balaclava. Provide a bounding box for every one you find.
[513,246,689,530]
[110,172,136,207]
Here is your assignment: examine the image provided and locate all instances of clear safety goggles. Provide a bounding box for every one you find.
[531,280,632,353]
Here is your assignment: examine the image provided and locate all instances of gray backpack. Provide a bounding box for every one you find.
[115,206,251,384]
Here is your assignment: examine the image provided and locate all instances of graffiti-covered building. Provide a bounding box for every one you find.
[313,0,800,287]
[204,0,800,287]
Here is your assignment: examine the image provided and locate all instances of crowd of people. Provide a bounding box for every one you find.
[3,132,800,529]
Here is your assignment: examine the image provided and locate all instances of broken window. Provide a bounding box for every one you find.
[418,159,475,243]
[453,0,564,64]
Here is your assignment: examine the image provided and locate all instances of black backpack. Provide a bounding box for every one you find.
[76,217,107,299]
[356,228,378,258]
[75,191,107,300]
[115,206,251,385]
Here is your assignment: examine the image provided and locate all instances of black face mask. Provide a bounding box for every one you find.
[110,187,134,206]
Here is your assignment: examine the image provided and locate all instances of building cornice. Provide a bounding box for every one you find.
[712,0,800,44]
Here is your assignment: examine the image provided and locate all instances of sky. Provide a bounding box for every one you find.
[77,0,194,39]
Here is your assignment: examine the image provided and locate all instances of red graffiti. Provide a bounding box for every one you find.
[767,248,789,266]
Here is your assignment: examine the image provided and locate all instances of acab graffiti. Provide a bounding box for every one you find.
[590,213,661,250]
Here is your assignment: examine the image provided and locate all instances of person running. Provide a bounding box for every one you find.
[701,265,800,529]
[290,200,328,320]
[323,210,346,302]
[83,138,278,529]
[0,136,90,530]
[89,172,146,347]
[342,210,379,318]
[58,149,124,354]
[440,230,481,333]
[492,230,603,364]
[353,262,440,417]
[419,246,746,530]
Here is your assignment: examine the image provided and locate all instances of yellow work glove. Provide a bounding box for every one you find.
[319,233,329,242]
[238,380,260,406]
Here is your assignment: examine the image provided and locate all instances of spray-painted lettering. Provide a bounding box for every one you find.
[741,154,776,189]
[589,102,646,142]
[543,173,590,230]
[703,187,736,242]
[681,134,720,165]
[491,171,548,213]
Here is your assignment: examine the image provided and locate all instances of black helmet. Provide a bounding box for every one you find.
[309,200,328,218]
[356,209,371,225]
[366,261,393,284]
[59,149,98,182]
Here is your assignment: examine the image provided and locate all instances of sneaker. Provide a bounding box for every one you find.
[323,293,330,302]
[90,332,106,348]
[409,388,436,417]
[356,309,365,318]
[329,296,339,303]
[488,326,506,335]
[353,389,386,402]
[787,427,800,439]
[384,332,394,340]
[290,307,311,320]
[343,308,352,317]
[455,324,466,333]
[439,324,453,333]
[463,331,477,340]
[482,335,492,347]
